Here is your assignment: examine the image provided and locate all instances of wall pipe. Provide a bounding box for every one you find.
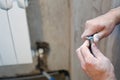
[0,70,70,80]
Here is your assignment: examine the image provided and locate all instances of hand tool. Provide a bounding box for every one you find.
[86,36,95,57]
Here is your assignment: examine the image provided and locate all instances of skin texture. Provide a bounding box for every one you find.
[76,41,116,80]
[81,7,120,42]
[77,7,120,80]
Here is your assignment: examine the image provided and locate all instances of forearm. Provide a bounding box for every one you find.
[107,7,120,25]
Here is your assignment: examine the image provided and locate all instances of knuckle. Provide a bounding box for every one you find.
[85,59,96,66]
[103,31,110,37]
[85,60,92,65]
[86,20,94,26]
[76,48,80,53]
[76,46,83,54]
[79,46,83,51]
[86,20,103,27]
[85,20,91,27]
[86,20,91,25]
[81,65,86,70]
[104,58,110,62]
[85,20,98,29]
[79,46,85,53]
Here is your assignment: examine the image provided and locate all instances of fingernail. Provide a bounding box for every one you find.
[94,37,99,42]
[93,35,99,42]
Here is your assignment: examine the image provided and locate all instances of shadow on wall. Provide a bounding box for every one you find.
[112,24,120,80]
[26,0,44,48]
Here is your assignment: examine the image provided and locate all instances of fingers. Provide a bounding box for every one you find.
[76,41,89,67]
[93,31,106,43]
[81,20,106,42]
[81,41,95,61]
[81,29,95,40]
[76,40,95,68]
[91,43,104,58]
[77,40,105,63]
[76,47,85,67]
[82,31,106,43]
[81,20,101,40]
[80,41,96,63]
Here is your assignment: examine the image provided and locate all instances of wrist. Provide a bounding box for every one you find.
[108,7,120,25]
[92,71,116,80]
[102,72,116,80]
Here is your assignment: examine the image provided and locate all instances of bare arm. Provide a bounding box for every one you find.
[82,7,120,42]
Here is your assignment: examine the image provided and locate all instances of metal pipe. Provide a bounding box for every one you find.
[0,70,70,80]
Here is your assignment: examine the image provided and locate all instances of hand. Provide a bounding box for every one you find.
[81,7,120,42]
[76,41,116,80]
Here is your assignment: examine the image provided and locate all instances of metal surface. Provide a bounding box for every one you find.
[86,36,95,57]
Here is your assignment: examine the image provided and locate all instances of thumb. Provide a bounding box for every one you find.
[93,31,106,43]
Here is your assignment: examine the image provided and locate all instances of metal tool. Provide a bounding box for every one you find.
[86,36,95,57]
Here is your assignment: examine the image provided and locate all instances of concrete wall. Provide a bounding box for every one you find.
[27,0,71,71]
[0,0,120,80]
[70,0,120,80]
[0,0,70,77]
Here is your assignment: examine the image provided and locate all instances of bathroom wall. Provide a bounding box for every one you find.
[27,0,71,71]
[70,0,120,80]
[0,0,71,77]
[0,0,120,80]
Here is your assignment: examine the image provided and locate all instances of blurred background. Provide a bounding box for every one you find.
[0,0,120,80]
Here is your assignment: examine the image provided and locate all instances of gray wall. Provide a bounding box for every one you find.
[70,0,120,80]
[0,0,70,77]
[0,0,120,80]
[27,0,70,71]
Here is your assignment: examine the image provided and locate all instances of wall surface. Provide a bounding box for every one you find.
[70,0,111,80]
[70,0,120,80]
[27,0,71,71]
[109,0,120,79]
[0,0,120,80]
[0,0,71,77]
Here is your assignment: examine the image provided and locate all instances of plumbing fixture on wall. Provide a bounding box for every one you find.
[17,0,29,8]
[0,70,70,80]
[35,42,50,71]
[0,0,29,10]
[0,41,71,80]
[0,0,13,10]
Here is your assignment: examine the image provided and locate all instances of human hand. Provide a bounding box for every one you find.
[76,41,116,80]
[81,9,120,42]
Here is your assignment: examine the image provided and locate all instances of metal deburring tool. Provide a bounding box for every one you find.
[86,36,95,57]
